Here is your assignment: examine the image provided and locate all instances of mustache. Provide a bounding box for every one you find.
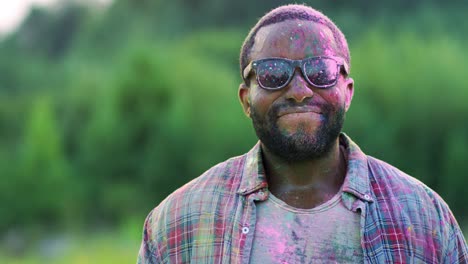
[270,99,331,117]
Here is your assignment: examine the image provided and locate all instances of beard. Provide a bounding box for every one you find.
[250,99,345,162]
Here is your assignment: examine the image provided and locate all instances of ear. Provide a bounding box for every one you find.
[238,83,251,118]
[344,77,354,112]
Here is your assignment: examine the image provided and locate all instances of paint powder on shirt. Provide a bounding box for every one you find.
[250,190,362,263]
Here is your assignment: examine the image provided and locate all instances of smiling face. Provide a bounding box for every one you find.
[239,19,354,161]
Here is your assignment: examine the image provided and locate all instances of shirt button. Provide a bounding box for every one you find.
[364,194,370,200]
[242,227,249,234]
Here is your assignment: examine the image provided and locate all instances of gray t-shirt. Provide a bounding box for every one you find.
[250,190,362,263]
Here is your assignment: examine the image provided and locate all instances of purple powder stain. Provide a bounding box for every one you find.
[289,28,306,50]
[319,30,326,40]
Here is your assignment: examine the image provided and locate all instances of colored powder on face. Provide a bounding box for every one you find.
[289,28,305,50]
[320,30,326,39]
[253,20,341,60]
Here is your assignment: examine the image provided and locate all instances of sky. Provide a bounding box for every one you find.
[0,0,112,37]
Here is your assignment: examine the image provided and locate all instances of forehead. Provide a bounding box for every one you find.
[251,19,340,61]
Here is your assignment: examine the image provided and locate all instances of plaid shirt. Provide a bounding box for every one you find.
[138,134,468,263]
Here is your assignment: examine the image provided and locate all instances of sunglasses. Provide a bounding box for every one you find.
[243,56,349,90]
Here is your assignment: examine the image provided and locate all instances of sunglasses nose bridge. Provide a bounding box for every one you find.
[285,62,314,102]
[289,61,309,87]
[291,60,303,76]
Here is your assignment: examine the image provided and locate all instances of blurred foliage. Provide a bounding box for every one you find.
[0,0,467,258]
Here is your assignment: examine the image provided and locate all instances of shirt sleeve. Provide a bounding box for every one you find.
[443,218,468,263]
[431,189,468,263]
[137,210,162,264]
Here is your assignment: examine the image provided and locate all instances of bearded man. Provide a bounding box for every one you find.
[138,4,468,263]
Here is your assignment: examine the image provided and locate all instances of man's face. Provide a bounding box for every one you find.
[239,19,354,161]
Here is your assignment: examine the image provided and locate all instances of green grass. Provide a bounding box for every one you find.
[0,229,141,264]
[1,237,140,264]
[1,239,139,264]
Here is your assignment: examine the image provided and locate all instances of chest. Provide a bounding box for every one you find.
[250,194,362,263]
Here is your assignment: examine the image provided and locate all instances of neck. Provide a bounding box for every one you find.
[261,138,347,208]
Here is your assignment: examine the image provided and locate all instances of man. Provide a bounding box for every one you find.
[138,4,468,263]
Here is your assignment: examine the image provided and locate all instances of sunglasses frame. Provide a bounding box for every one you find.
[243,56,349,90]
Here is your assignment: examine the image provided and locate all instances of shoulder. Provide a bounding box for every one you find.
[366,155,463,241]
[151,152,246,219]
[142,154,246,233]
[365,155,460,234]
[367,155,447,211]
[139,154,248,262]
[366,155,468,261]
[366,155,441,203]
[367,156,427,189]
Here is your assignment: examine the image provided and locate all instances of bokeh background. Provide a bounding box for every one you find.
[1,0,467,263]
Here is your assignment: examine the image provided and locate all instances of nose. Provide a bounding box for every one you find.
[284,68,314,103]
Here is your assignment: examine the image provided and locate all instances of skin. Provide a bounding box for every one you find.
[238,19,354,209]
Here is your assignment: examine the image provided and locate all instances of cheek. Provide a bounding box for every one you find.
[321,90,343,106]
[249,86,262,101]
[250,88,281,112]
[331,90,340,100]
[317,89,350,112]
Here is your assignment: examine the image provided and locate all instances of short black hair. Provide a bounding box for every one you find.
[240,4,350,84]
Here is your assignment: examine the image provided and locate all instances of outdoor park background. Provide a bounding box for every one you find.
[0,0,467,263]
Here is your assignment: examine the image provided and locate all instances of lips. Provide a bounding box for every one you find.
[277,106,322,117]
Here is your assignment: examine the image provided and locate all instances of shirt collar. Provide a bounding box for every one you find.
[237,133,373,203]
[237,141,268,195]
[339,133,373,203]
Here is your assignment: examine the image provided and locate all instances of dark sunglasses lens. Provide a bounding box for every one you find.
[304,58,339,87]
[256,60,291,89]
